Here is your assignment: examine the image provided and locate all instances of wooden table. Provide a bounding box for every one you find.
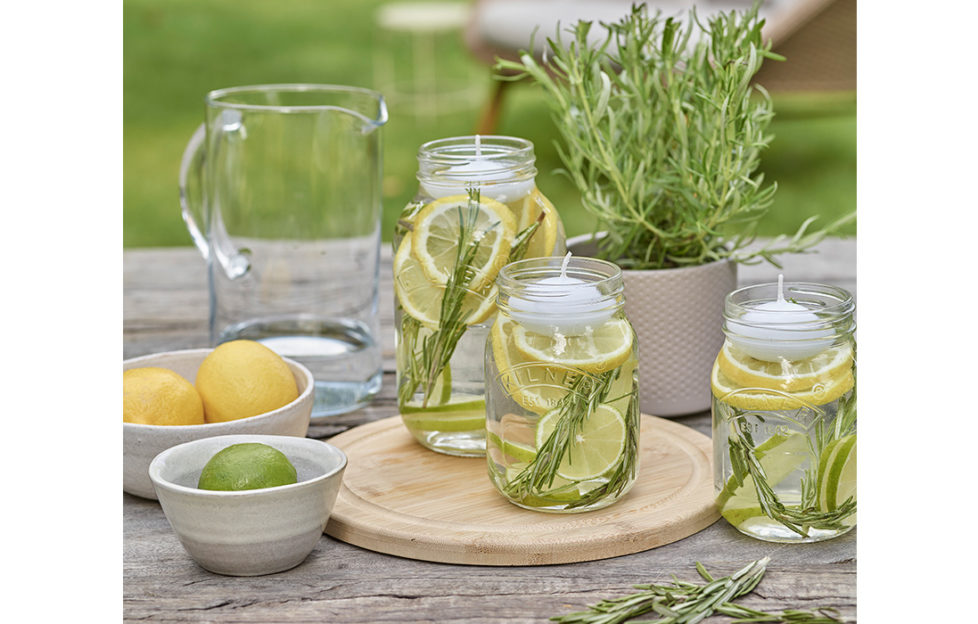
[123,238,856,623]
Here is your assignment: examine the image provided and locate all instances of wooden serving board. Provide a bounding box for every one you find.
[324,414,718,566]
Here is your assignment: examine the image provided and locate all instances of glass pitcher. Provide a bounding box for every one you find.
[179,84,388,421]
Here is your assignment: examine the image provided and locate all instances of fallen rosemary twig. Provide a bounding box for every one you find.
[551,558,846,623]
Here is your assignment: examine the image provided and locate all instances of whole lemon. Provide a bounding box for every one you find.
[197,442,298,491]
[123,367,205,426]
[195,340,299,423]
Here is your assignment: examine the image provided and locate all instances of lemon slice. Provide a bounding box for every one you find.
[394,236,497,327]
[817,434,857,512]
[535,404,627,481]
[410,194,516,291]
[512,318,633,374]
[711,360,854,411]
[489,317,570,414]
[718,340,854,393]
[515,189,560,258]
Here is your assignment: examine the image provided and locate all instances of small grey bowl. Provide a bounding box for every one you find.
[149,434,347,576]
[123,348,314,499]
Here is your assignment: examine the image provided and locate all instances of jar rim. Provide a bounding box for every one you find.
[419,135,534,161]
[417,135,536,182]
[724,281,855,321]
[497,256,624,297]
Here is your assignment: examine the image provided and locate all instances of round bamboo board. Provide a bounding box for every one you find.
[324,414,717,566]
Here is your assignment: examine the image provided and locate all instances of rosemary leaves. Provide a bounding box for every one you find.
[551,558,845,623]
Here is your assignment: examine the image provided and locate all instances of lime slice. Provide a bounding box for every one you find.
[410,194,516,291]
[817,434,857,511]
[711,360,854,411]
[502,463,583,504]
[715,431,810,509]
[717,340,854,393]
[394,236,497,327]
[720,505,766,529]
[400,396,486,432]
[535,404,626,481]
[512,318,633,374]
[486,431,537,464]
[490,317,570,414]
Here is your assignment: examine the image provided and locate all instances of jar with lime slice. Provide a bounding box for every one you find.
[485,255,639,512]
[393,136,565,456]
[712,277,856,542]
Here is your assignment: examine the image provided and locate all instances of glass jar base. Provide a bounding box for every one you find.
[502,494,626,514]
[728,517,855,543]
[408,428,486,457]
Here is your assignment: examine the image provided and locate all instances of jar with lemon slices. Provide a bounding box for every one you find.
[486,256,639,512]
[393,136,565,456]
[712,280,856,542]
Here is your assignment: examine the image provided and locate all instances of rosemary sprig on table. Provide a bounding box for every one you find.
[551,558,845,623]
[504,367,638,508]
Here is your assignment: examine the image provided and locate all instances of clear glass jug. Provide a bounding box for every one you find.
[179,84,388,421]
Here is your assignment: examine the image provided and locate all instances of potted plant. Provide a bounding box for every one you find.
[495,2,854,415]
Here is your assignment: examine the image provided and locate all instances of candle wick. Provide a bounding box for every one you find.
[776,273,785,304]
[561,251,572,279]
[475,134,481,157]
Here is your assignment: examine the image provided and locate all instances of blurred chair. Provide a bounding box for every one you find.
[465,0,855,133]
[374,1,484,118]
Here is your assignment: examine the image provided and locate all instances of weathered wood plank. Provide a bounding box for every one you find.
[123,238,857,623]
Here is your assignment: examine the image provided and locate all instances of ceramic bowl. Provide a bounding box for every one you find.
[124,348,314,499]
[149,433,347,576]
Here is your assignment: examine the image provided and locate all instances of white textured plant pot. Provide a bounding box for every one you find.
[567,234,737,416]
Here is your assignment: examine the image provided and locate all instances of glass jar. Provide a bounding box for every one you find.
[712,280,856,542]
[486,256,640,512]
[393,136,565,456]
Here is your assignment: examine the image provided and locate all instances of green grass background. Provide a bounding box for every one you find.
[123,0,855,248]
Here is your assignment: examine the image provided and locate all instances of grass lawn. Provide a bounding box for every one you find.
[124,0,855,248]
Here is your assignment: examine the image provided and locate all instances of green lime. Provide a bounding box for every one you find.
[197,443,298,491]
[535,404,626,481]
[501,463,582,504]
[817,434,856,511]
[400,396,485,432]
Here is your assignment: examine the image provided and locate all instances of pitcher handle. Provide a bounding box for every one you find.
[179,123,209,261]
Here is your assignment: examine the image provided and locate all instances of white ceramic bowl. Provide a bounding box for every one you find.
[124,348,314,499]
[149,434,347,576]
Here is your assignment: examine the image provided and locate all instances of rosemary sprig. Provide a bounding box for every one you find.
[551,558,846,623]
[504,367,638,508]
[720,396,856,537]
[495,2,854,270]
[397,192,545,408]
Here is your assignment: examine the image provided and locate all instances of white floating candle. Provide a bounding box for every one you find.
[508,253,615,335]
[420,135,535,203]
[727,275,834,362]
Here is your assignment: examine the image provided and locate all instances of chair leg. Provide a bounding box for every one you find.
[475,79,511,135]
